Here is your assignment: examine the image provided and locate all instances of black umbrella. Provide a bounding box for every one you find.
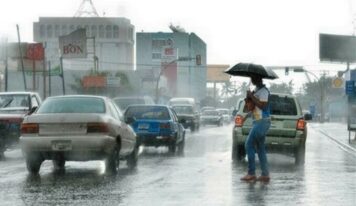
[224,63,279,79]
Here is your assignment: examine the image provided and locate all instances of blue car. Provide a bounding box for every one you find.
[124,105,185,153]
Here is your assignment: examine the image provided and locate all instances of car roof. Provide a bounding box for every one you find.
[113,96,151,100]
[127,104,168,108]
[45,95,108,101]
[171,104,193,107]
[0,91,39,95]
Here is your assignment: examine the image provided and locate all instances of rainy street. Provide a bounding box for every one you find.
[0,122,355,206]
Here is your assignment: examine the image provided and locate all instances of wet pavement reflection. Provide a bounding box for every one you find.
[0,123,356,205]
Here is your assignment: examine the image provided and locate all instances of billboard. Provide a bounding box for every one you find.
[59,28,87,59]
[207,64,230,82]
[319,34,356,63]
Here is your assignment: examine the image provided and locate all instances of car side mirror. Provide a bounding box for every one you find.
[125,116,136,124]
[28,106,38,115]
[304,113,312,121]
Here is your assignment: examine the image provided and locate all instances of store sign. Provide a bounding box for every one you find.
[59,28,87,59]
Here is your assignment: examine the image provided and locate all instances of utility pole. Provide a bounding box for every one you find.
[16,24,27,91]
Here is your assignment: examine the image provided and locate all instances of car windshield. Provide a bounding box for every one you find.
[125,106,170,120]
[0,94,29,109]
[202,110,219,116]
[37,97,105,113]
[172,106,193,114]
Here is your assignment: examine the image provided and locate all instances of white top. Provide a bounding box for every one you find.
[252,87,269,120]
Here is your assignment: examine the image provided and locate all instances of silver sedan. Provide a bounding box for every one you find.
[20,95,138,174]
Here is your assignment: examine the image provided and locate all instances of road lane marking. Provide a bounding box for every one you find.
[318,130,356,157]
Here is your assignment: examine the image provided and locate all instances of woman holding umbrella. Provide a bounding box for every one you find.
[225,63,277,182]
[240,74,271,182]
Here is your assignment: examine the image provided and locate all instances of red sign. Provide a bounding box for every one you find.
[26,43,44,60]
[82,76,107,88]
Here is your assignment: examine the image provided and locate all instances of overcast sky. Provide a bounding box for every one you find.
[0,0,354,68]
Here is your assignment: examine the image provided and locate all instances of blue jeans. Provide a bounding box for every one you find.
[245,118,271,176]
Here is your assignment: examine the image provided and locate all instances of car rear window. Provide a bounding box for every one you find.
[269,95,297,115]
[113,98,145,110]
[125,106,170,120]
[202,110,219,116]
[172,106,193,114]
[37,97,105,113]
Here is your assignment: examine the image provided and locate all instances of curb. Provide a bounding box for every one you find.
[318,129,356,157]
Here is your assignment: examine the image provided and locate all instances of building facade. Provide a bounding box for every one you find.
[33,17,135,71]
[136,31,207,102]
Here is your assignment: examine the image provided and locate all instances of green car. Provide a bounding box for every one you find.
[232,93,312,165]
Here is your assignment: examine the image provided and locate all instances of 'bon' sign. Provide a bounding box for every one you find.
[59,29,87,59]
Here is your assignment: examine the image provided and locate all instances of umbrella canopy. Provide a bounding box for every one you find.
[224,63,279,79]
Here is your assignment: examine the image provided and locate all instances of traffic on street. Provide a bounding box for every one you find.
[1,0,356,205]
[0,123,355,205]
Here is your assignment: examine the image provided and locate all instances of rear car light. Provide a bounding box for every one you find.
[21,123,39,134]
[235,115,244,127]
[160,123,171,129]
[87,123,109,133]
[296,118,306,130]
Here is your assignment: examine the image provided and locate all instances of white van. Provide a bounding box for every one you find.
[169,97,196,106]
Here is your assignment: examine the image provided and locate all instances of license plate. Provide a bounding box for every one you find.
[138,123,149,130]
[52,140,72,151]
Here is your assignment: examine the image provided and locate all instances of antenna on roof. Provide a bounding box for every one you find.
[74,0,100,17]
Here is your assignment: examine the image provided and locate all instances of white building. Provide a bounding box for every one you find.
[33,17,135,71]
[136,31,207,102]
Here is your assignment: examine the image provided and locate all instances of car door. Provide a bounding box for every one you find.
[110,100,136,154]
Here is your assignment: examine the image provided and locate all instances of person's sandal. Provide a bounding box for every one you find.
[240,174,256,181]
[257,176,270,182]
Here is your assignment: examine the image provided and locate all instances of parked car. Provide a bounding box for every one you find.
[200,109,223,126]
[20,95,138,174]
[124,105,185,154]
[216,108,231,124]
[232,93,311,165]
[171,104,200,132]
[0,92,42,158]
[113,96,155,111]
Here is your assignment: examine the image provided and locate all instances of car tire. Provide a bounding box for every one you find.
[295,144,306,165]
[232,143,245,162]
[0,139,5,160]
[53,159,65,170]
[25,153,43,174]
[168,142,176,154]
[127,144,139,169]
[106,146,120,174]
[177,136,185,155]
[190,125,195,132]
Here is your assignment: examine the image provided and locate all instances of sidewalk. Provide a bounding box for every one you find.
[309,122,356,151]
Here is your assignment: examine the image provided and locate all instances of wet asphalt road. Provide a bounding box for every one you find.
[0,122,356,206]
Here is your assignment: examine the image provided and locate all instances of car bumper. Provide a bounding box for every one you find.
[233,127,306,151]
[20,135,116,161]
[136,133,176,146]
[201,119,220,125]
